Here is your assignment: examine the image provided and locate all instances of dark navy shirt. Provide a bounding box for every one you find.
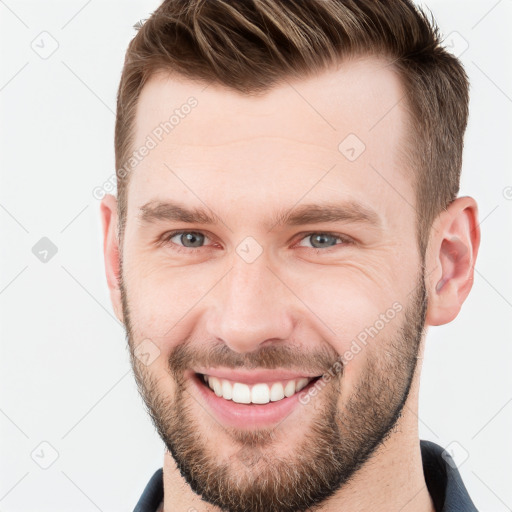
[134,440,478,511]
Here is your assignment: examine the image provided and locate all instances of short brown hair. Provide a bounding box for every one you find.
[115,0,469,257]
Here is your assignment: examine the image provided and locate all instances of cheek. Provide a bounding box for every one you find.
[290,265,407,393]
[124,244,413,375]
[124,260,221,343]
[291,264,404,344]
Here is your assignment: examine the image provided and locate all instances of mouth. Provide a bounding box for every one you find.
[189,370,324,428]
[197,372,321,404]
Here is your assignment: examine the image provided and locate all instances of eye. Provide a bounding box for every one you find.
[160,230,352,254]
[296,232,350,250]
[163,231,210,250]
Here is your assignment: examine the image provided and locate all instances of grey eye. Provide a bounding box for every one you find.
[301,233,340,249]
[173,232,206,248]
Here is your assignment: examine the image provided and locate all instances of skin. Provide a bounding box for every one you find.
[101,56,480,512]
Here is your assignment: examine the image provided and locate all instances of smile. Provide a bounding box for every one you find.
[199,373,317,404]
[189,369,324,428]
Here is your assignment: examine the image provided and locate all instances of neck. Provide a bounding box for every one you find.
[315,420,435,512]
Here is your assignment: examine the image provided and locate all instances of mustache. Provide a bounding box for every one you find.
[167,339,343,378]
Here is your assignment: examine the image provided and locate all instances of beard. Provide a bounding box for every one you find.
[121,269,427,512]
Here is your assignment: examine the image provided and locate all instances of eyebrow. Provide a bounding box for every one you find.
[138,200,381,230]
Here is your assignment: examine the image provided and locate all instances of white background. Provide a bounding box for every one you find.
[0,1,511,510]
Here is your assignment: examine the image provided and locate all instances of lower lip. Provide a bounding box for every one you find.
[190,373,320,429]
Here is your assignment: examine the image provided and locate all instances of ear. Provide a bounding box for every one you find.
[100,194,124,323]
[424,196,480,326]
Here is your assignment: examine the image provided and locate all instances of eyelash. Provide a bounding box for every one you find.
[160,230,353,254]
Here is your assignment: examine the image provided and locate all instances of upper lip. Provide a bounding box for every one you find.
[192,368,322,385]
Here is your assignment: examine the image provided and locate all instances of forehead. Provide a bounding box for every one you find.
[126,56,414,228]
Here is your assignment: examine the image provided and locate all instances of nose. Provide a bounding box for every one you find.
[205,257,295,354]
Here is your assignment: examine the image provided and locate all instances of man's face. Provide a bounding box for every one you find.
[119,57,428,511]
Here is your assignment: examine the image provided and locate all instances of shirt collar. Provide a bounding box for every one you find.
[420,439,478,512]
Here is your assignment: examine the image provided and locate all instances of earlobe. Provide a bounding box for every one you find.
[425,196,480,327]
[100,194,124,323]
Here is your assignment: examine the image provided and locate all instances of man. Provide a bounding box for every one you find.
[100,0,481,510]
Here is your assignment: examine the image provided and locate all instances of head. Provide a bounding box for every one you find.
[101,1,480,511]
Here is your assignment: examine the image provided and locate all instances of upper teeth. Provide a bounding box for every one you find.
[203,375,313,404]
